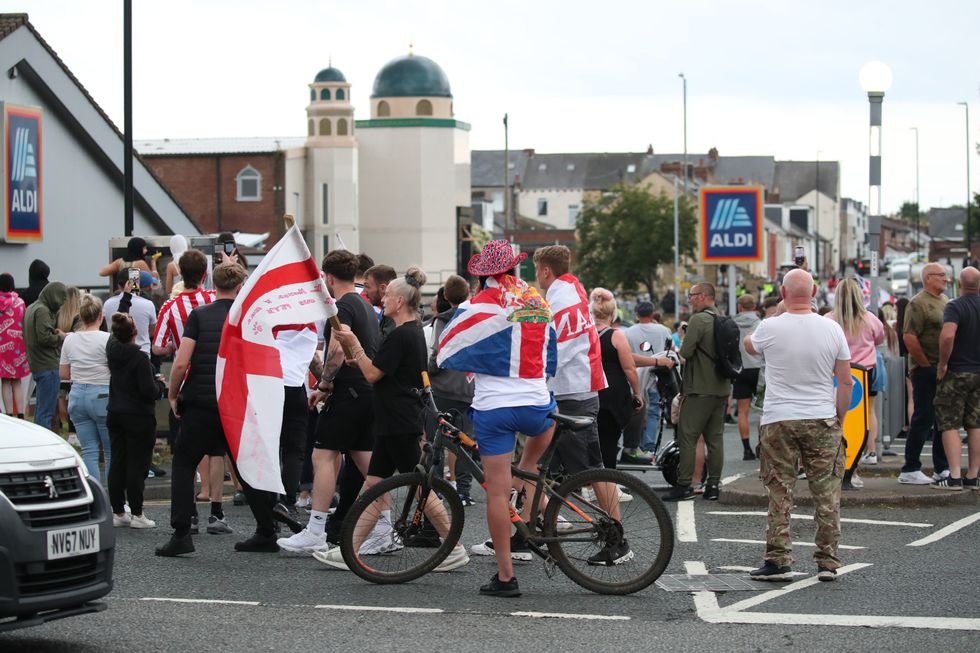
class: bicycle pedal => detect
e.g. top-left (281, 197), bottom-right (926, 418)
top-left (543, 557), bottom-right (558, 579)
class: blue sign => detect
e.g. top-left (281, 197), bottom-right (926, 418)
top-left (5, 104), bottom-right (42, 241)
top-left (699, 186), bottom-right (763, 263)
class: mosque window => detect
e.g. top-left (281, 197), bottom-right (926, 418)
top-left (378, 101), bottom-right (391, 117)
top-left (537, 198), bottom-right (548, 216)
top-left (319, 118), bottom-right (332, 136)
top-left (308, 120), bottom-right (314, 136)
top-left (416, 99), bottom-right (433, 116)
top-left (337, 118), bottom-right (348, 136)
top-left (336, 88), bottom-right (346, 101)
top-left (310, 89), bottom-right (316, 102)
top-left (322, 235), bottom-right (329, 256)
top-left (320, 88), bottom-right (331, 101)
top-left (236, 166), bottom-right (262, 202)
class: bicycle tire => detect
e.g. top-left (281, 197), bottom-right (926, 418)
top-left (340, 472), bottom-right (464, 584)
top-left (542, 468), bottom-right (674, 595)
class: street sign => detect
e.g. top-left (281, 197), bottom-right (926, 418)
top-left (2, 103), bottom-right (43, 242)
top-left (699, 186), bottom-right (763, 263)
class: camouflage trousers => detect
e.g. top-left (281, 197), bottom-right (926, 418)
top-left (759, 418), bottom-right (845, 570)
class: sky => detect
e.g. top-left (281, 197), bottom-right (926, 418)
top-left (7, 0), bottom-right (980, 215)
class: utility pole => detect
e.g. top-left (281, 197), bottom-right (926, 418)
top-left (123, 0), bottom-right (133, 237)
top-left (503, 113), bottom-right (510, 234)
top-left (910, 126), bottom-right (919, 253)
top-left (959, 102), bottom-right (972, 261)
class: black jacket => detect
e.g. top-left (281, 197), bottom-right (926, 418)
top-left (107, 337), bottom-right (163, 417)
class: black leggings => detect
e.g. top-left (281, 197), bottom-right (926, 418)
top-left (106, 412), bottom-right (156, 515)
top-left (597, 409), bottom-right (623, 470)
top-left (279, 386), bottom-right (309, 504)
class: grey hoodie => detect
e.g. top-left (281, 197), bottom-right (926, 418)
top-left (733, 310), bottom-right (764, 370)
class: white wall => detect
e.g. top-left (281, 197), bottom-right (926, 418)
top-left (517, 189), bottom-right (583, 229)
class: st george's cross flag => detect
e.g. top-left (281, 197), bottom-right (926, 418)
top-left (436, 274), bottom-right (557, 379)
top-left (216, 226), bottom-right (336, 493)
top-left (546, 274), bottom-right (606, 395)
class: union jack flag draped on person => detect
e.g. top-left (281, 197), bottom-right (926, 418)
top-left (216, 226), bottom-right (336, 493)
top-left (436, 274), bottom-right (557, 379)
top-left (854, 274), bottom-right (895, 308)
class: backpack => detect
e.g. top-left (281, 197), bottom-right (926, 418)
top-left (699, 313), bottom-right (743, 381)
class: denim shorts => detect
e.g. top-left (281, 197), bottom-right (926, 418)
top-left (470, 398), bottom-right (557, 457)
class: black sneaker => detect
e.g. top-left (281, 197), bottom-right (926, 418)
top-left (742, 449), bottom-right (756, 461)
top-left (817, 566), bottom-right (837, 582)
top-left (233, 490), bottom-right (246, 506)
top-left (587, 539), bottom-right (634, 566)
top-left (724, 414), bottom-right (735, 424)
top-left (470, 533), bottom-right (533, 561)
top-left (931, 476), bottom-right (964, 491)
top-left (155, 533), bottom-right (194, 557)
top-left (964, 476), bottom-right (980, 491)
top-left (234, 532), bottom-right (280, 553)
top-left (190, 515), bottom-right (199, 535)
top-left (479, 573), bottom-right (521, 597)
top-left (458, 493), bottom-right (475, 507)
top-left (702, 484), bottom-right (720, 501)
top-left (272, 502), bottom-right (304, 533)
top-left (749, 561), bottom-right (793, 581)
top-left (149, 464), bottom-right (167, 477)
top-left (663, 485), bottom-right (696, 502)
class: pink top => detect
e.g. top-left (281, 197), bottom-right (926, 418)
top-left (0, 290), bottom-right (30, 379)
top-left (826, 310), bottom-right (884, 368)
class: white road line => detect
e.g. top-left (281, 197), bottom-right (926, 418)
top-left (141, 597), bottom-right (261, 606)
top-left (702, 610), bottom-right (980, 630)
top-left (711, 538), bottom-right (865, 550)
top-left (316, 604), bottom-right (444, 614)
top-left (717, 565), bottom-right (807, 577)
top-left (720, 473), bottom-right (745, 486)
top-left (510, 611), bottom-right (630, 621)
top-left (706, 511), bottom-right (932, 528)
top-left (723, 563), bottom-right (871, 612)
top-left (676, 501), bottom-right (698, 542)
top-left (683, 561), bottom-right (722, 616)
top-left (907, 512), bottom-right (980, 547)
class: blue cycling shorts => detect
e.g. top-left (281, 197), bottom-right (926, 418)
top-left (470, 399), bottom-right (557, 457)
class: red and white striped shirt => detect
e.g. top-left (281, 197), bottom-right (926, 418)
top-left (152, 288), bottom-right (216, 351)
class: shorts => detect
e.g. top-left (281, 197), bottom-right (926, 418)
top-left (868, 365), bottom-right (879, 397)
top-left (470, 398), bottom-right (557, 457)
top-left (314, 385), bottom-right (375, 452)
top-left (732, 368), bottom-right (760, 400)
top-left (367, 434), bottom-right (422, 478)
top-left (178, 406), bottom-right (227, 456)
top-left (934, 370), bottom-right (980, 432)
top-left (551, 396), bottom-right (603, 474)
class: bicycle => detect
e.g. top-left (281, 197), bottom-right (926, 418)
top-left (338, 372), bottom-right (675, 595)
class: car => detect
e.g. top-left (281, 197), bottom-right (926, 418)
top-left (889, 264), bottom-right (911, 297)
top-left (0, 415), bottom-right (114, 632)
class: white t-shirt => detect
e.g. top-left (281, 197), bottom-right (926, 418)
top-left (275, 323), bottom-right (321, 388)
top-left (59, 331), bottom-right (111, 385)
top-left (472, 374), bottom-right (551, 411)
top-left (103, 293), bottom-right (157, 357)
top-left (750, 312), bottom-right (850, 425)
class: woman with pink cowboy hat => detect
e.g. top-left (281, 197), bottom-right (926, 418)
top-left (436, 239), bottom-right (557, 597)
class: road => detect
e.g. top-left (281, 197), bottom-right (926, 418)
top-left (4, 424), bottom-right (979, 652)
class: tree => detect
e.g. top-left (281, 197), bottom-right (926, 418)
top-left (899, 201), bottom-right (919, 222)
top-left (575, 182), bottom-right (697, 298)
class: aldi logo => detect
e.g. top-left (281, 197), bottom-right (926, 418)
top-left (3, 104), bottom-right (42, 242)
top-left (699, 186), bottom-right (763, 263)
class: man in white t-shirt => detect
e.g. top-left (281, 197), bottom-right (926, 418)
top-left (103, 269), bottom-right (156, 357)
top-left (744, 268), bottom-right (852, 583)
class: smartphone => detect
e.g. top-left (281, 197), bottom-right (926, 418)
top-left (794, 246), bottom-right (806, 267)
top-left (223, 241), bottom-right (236, 256)
top-left (128, 267), bottom-right (140, 290)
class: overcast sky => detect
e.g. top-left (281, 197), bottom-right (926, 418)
top-left (9, 0), bottom-right (980, 214)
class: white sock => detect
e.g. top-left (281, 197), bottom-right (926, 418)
top-left (308, 510), bottom-right (328, 536)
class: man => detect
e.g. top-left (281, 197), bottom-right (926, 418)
top-left (743, 268), bottom-right (851, 582)
top-left (733, 294), bottom-right (764, 460)
top-left (363, 264), bottom-right (397, 337)
top-left (23, 281), bottom-right (67, 432)
top-left (624, 301), bottom-right (674, 462)
top-left (932, 266), bottom-right (980, 490)
top-left (899, 262), bottom-right (950, 484)
top-left (104, 269), bottom-right (157, 357)
top-left (665, 283), bottom-right (731, 502)
top-left (156, 263), bottom-right (272, 556)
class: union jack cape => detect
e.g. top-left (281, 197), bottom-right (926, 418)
top-left (437, 274), bottom-right (557, 379)
top-left (547, 274), bottom-right (606, 395)
top-left (216, 226), bottom-right (337, 493)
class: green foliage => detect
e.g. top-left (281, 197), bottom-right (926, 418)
top-left (899, 201), bottom-right (919, 222)
top-left (575, 183), bottom-right (697, 297)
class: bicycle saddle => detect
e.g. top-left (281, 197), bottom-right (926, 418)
top-left (549, 412), bottom-right (594, 429)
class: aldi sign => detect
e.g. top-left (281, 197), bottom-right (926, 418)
top-left (699, 186), bottom-right (763, 263)
top-left (3, 104), bottom-right (42, 241)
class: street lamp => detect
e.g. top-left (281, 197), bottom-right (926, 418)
top-left (859, 61), bottom-right (892, 313)
top-left (909, 127), bottom-right (919, 255)
top-left (958, 102), bottom-right (972, 264)
top-left (676, 73), bottom-right (687, 312)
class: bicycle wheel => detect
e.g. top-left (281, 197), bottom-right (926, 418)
top-left (542, 468), bottom-right (674, 595)
top-left (340, 472), bottom-right (464, 584)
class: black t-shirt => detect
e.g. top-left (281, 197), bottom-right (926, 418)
top-left (372, 320), bottom-right (426, 437)
top-left (328, 292), bottom-right (380, 390)
top-left (944, 293), bottom-right (980, 373)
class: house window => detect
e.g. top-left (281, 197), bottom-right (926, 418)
top-left (336, 88), bottom-right (346, 101)
top-left (538, 163), bottom-right (547, 172)
top-left (537, 198), bottom-right (548, 216)
top-left (322, 184), bottom-right (329, 225)
top-left (568, 204), bottom-right (580, 226)
top-left (319, 118), bottom-right (332, 136)
top-left (627, 163), bottom-right (637, 173)
top-left (416, 99), bottom-right (433, 116)
top-left (378, 100), bottom-right (390, 117)
top-left (566, 163), bottom-right (575, 171)
top-left (320, 88), bottom-right (330, 101)
top-left (236, 166), bottom-right (261, 202)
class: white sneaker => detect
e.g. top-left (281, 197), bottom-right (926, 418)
top-left (850, 473), bottom-right (864, 489)
top-left (470, 539), bottom-right (496, 556)
top-left (932, 470), bottom-right (951, 482)
top-left (277, 528), bottom-right (328, 554)
top-left (618, 487), bottom-right (633, 503)
top-left (313, 546), bottom-right (349, 570)
top-left (129, 514), bottom-right (156, 529)
top-left (123, 502), bottom-right (132, 514)
top-left (294, 495), bottom-right (312, 509)
top-left (113, 513), bottom-right (131, 527)
top-left (468, 537), bottom-right (532, 561)
top-left (556, 515), bottom-right (574, 531)
top-left (862, 452), bottom-right (878, 465)
top-left (358, 514), bottom-right (404, 555)
top-left (581, 487), bottom-right (597, 502)
top-left (898, 470), bottom-right (934, 485)
top-left (434, 544), bottom-right (470, 572)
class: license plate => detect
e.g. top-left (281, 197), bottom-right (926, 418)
top-left (47, 525), bottom-right (100, 560)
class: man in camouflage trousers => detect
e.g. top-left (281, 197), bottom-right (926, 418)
top-left (744, 269), bottom-right (853, 582)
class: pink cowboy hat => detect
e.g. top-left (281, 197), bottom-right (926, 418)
top-left (467, 239), bottom-right (527, 276)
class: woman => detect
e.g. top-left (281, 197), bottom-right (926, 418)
top-left (165, 234), bottom-right (188, 296)
top-left (56, 287), bottom-right (83, 432)
top-left (59, 294), bottom-right (111, 482)
top-left (319, 267), bottom-right (467, 571)
top-left (106, 313), bottom-right (164, 529)
top-left (591, 288), bottom-right (644, 470)
top-left (99, 236), bottom-right (159, 282)
top-left (216, 232), bottom-right (248, 269)
top-left (826, 279), bottom-right (884, 471)
top-left (0, 273), bottom-right (29, 418)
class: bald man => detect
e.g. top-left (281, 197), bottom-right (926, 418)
top-left (743, 269), bottom-right (852, 581)
top-left (899, 262), bottom-right (951, 485)
top-left (932, 267), bottom-right (980, 490)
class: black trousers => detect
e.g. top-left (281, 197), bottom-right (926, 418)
top-left (597, 409), bottom-right (623, 470)
top-left (106, 411), bottom-right (156, 516)
top-left (433, 396), bottom-right (476, 496)
top-left (279, 386), bottom-right (309, 505)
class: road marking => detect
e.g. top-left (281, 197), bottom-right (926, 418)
top-left (676, 501), bottom-right (698, 542)
top-left (706, 511), bottom-right (932, 528)
top-left (316, 604), bottom-right (444, 614)
top-left (510, 611), bottom-right (630, 621)
top-left (720, 473), bottom-right (745, 486)
top-left (723, 563), bottom-right (871, 612)
top-left (141, 597), bottom-right (261, 606)
top-left (907, 512), bottom-right (980, 547)
top-left (711, 538), bottom-right (865, 550)
top-left (717, 565), bottom-right (807, 577)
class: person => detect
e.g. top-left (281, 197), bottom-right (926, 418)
top-left (59, 294), bottom-right (111, 483)
top-left (106, 312), bottom-right (164, 529)
top-left (23, 281), bottom-right (68, 433)
top-left (624, 301), bottom-right (675, 462)
top-left (215, 232), bottom-right (248, 269)
top-left (0, 273), bottom-right (29, 418)
top-left (660, 288), bottom-right (676, 315)
top-left (665, 283), bottom-right (732, 502)
top-left (157, 263), bottom-right (264, 557)
top-left (56, 286), bottom-right (83, 432)
top-left (895, 297), bottom-right (914, 441)
top-left (165, 234), bottom-right (189, 296)
top-left (99, 236), bottom-right (159, 283)
top-left (932, 266), bottom-right (980, 490)
top-left (744, 268), bottom-right (852, 582)
top-left (363, 264), bottom-right (397, 337)
top-left (826, 279), bottom-right (884, 473)
top-left (104, 269), bottom-right (157, 358)
top-left (16, 259), bottom-right (49, 307)
top-left (276, 250), bottom-right (380, 555)
top-left (733, 294), bottom-right (763, 460)
top-left (671, 321), bottom-right (687, 349)
top-left (899, 263), bottom-right (950, 485)
top-left (437, 239), bottom-right (557, 597)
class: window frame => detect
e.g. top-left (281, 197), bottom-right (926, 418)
top-left (235, 165), bottom-right (262, 202)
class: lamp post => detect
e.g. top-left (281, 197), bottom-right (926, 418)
top-left (909, 127), bottom-right (919, 255)
top-left (677, 73), bottom-right (687, 312)
top-left (859, 61), bottom-right (892, 313)
top-left (503, 113), bottom-right (510, 234)
top-left (958, 102), bottom-right (972, 263)
top-left (815, 150), bottom-right (821, 277)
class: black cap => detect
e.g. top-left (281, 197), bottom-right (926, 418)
top-left (635, 301), bottom-right (655, 317)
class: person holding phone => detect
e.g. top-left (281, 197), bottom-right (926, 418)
top-left (215, 232), bottom-right (248, 270)
top-left (103, 269), bottom-right (157, 358)
top-left (99, 236), bottom-right (159, 282)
